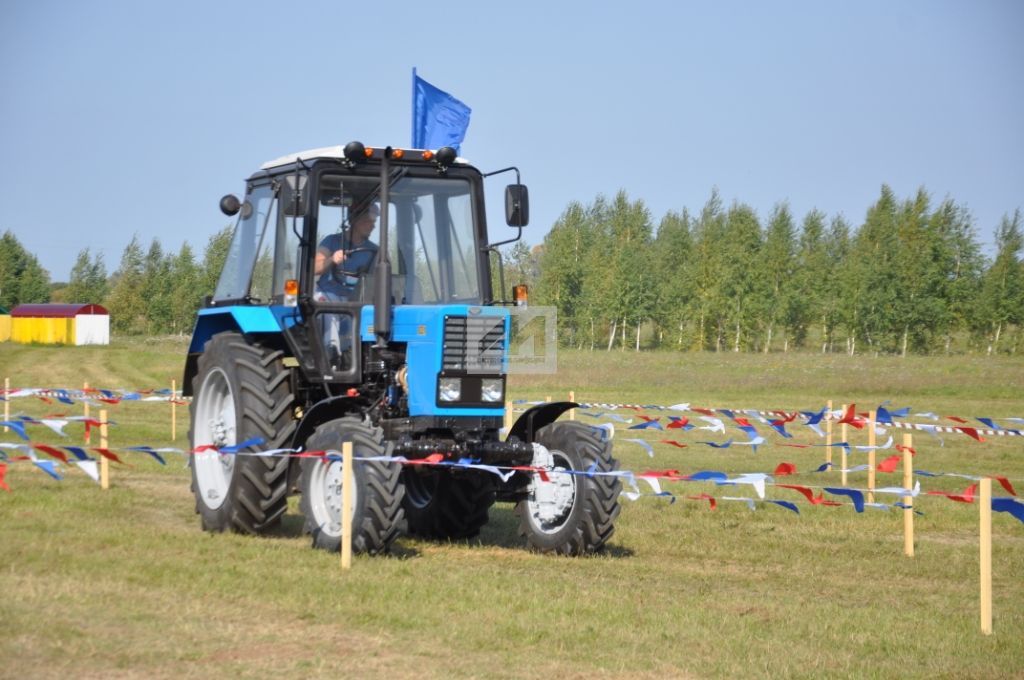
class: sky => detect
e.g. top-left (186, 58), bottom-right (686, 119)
top-left (1, 0), bottom-right (1022, 282)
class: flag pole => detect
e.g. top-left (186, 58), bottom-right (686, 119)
top-left (411, 67), bottom-right (417, 147)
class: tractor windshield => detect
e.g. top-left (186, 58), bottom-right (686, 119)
top-left (316, 173), bottom-right (481, 304)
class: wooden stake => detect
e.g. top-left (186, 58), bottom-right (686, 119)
top-left (840, 404), bottom-right (848, 487)
top-left (171, 378), bottom-right (177, 442)
top-left (504, 400), bottom-right (514, 433)
top-left (3, 377), bottom-right (9, 433)
top-left (902, 433), bottom-right (914, 557)
top-left (83, 381), bottom-right (91, 445)
top-left (867, 410), bottom-right (876, 504)
top-left (100, 408), bottom-right (110, 490)
top-left (545, 395), bottom-right (552, 403)
top-left (568, 391), bottom-right (575, 420)
top-left (980, 477), bottom-right (993, 635)
top-left (825, 400), bottom-right (833, 466)
top-left (340, 441), bottom-right (353, 570)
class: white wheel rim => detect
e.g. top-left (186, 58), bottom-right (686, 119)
top-left (193, 367), bottom-right (236, 511)
top-left (526, 445), bottom-right (577, 535)
top-left (309, 455), bottom-right (358, 538)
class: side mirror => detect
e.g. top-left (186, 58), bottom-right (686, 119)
top-left (220, 194), bottom-right (241, 216)
top-left (505, 184), bottom-right (529, 227)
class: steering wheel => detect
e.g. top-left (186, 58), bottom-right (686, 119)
top-left (334, 246), bottom-right (377, 278)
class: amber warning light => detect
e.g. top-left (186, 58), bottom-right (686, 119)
top-left (513, 284), bottom-right (528, 308)
top-left (284, 279), bottom-right (299, 306)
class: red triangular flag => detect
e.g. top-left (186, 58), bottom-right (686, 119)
top-left (33, 444), bottom-right (69, 464)
top-left (773, 462), bottom-right (797, 477)
top-left (876, 455), bottom-right (900, 473)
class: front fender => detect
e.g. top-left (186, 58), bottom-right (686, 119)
top-left (506, 401), bottom-right (577, 444)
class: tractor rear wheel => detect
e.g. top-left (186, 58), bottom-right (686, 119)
top-left (189, 332), bottom-right (296, 534)
top-left (299, 417), bottom-right (404, 554)
top-left (401, 469), bottom-right (495, 540)
top-left (515, 421), bottom-right (621, 555)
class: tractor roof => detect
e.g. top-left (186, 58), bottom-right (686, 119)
top-left (260, 145), bottom-right (468, 170)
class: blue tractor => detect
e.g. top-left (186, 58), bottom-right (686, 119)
top-left (183, 142), bottom-right (621, 555)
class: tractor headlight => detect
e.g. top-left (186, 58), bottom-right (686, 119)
top-left (480, 378), bottom-right (504, 403)
top-left (438, 377), bottom-right (462, 402)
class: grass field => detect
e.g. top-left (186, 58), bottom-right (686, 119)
top-left (1, 339), bottom-right (1022, 678)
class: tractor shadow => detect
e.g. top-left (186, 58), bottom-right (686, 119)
top-left (268, 504), bottom-right (633, 559)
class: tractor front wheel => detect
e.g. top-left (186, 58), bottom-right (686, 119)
top-left (299, 417), bottom-right (404, 554)
top-left (515, 421), bottom-right (621, 555)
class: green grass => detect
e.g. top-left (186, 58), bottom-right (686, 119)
top-left (1, 339), bottom-right (1022, 678)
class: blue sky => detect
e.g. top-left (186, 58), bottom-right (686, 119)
top-left (2, 1), bottom-right (1021, 281)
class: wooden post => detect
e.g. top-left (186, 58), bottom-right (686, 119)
top-left (171, 378), bottom-right (177, 442)
top-left (840, 404), bottom-right (848, 487)
top-left (902, 433), bottom-right (914, 557)
top-left (504, 400), bottom-right (514, 433)
top-left (100, 408), bottom-right (110, 490)
top-left (340, 441), bottom-right (353, 570)
top-left (83, 381), bottom-right (91, 444)
top-left (545, 395), bottom-right (552, 403)
top-left (980, 477), bottom-right (993, 635)
top-left (3, 377), bottom-right (9, 433)
top-left (568, 391), bottom-right (575, 420)
top-left (825, 399), bottom-right (833, 466)
top-left (867, 410), bottom-right (876, 504)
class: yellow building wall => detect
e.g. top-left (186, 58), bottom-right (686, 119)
top-left (0, 315), bottom-right (10, 342)
top-left (10, 317), bottom-right (74, 344)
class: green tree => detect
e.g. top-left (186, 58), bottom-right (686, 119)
top-left (604, 191), bottom-right (655, 351)
top-left (0, 231), bottom-right (50, 307)
top-left (929, 199), bottom-right (983, 353)
top-left (891, 188), bottom-right (945, 356)
top-left (535, 201), bottom-right (597, 346)
top-left (789, 209), bottom-right (829, 349)
top-left (169, 243), bottom-right (202, 334)
top-left (842, 186), bottom-right (900, 354)
top-left (759, 203), bottom-right (797, 351)
top-left (719, 201), bottom-right (763, 351)
top-left (140, 239), bottom-right (173, 333)
top-left (200, 226), bottom-right (234, 298)
top-left (106, 235), bottom-right (147, 334)
top-left (687, 190), bottom-right (727, 350)
top-left (976, 210), bottom-right (1023, 355)
top-left (65, 248), bottom-right (109, 304)
top-left (651, 209), bottom-right (694, 349)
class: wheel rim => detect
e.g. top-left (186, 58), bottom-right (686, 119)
top-left (525, 448), bottom-right (577, 535)
top-left (192, 367), bottom-right (236, 511)
top-left (308, 456), bottom-right (359, 538)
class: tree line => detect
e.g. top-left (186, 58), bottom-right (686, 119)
top-left (516, 186), bottom-right (1022, 355)
top-left (2, 183), bottom-right (1022, 355)
top-left (0, 227), bottom-right (232, 336)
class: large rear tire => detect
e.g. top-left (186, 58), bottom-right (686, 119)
top-left (299, 417), bottom-right (404, 554)
top-left (401, 468), bottom-right (495, 540)
top-left (189, 332), bottom-right (296, 534)
top-left (515, 421), bottom-right (621, 555)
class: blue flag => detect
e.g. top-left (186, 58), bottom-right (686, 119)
top-left (412, 68), bottom-right (471, 152)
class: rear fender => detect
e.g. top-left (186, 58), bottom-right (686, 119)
top-left (182, 306), bottom-right (295, 396)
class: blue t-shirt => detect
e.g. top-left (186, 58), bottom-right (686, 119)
top-left (317, 232), bottom-right (378, 299)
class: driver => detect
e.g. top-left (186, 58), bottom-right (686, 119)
top-left (314, 200), bottom-right (379, 369)
top-left (314, 200), bottom-right (380, 301)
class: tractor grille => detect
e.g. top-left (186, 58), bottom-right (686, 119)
top-left (442, 315), bottom-right (506, 373)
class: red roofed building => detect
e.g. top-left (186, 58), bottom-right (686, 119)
top-left (10, 303), bottom-right (110, 345)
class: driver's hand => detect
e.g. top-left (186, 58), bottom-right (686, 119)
top-left (331, 249), bottom-right (346, 266)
